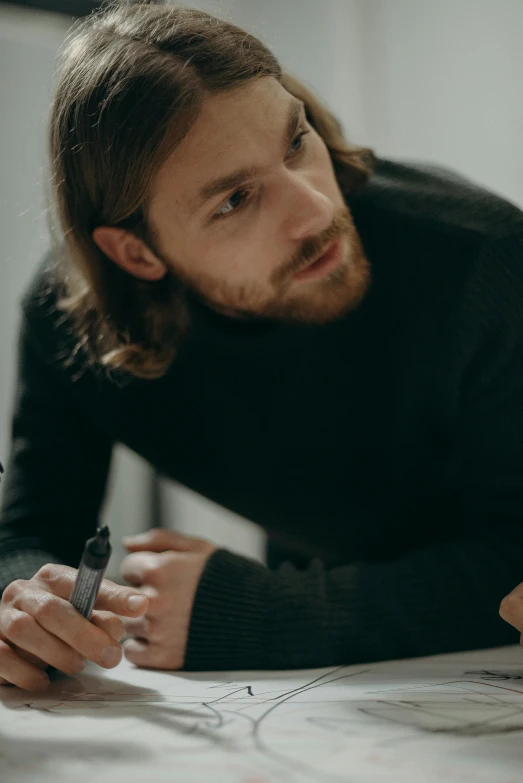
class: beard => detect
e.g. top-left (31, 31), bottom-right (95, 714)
top-left (163, 206), bottom-right (370, 325)
top-left (262, 216), bottom-right (370, 324)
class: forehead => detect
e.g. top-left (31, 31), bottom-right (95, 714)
top-left (149, 77), bottom-right (294, 214)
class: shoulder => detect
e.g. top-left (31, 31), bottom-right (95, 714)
top-left (351, 157), bottom-right (523, 244)
top-left (21, 251), bottom-right (63, 324)
top-left (351, 157), bottom-right (523, 306)
top-left (19, 252), bottom-right (87, 379)
top-left (350, 159), bottom-right (523, 362)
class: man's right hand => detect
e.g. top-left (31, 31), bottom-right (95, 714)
top-left (0, 563), bottom-right (149, 691)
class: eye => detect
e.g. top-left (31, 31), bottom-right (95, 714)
top-left (212, 128), bottom-right (310, 221)
top-left (214, 188), bottom-right (250, 219)
top-left (288, 128), bottom-right (310, 157)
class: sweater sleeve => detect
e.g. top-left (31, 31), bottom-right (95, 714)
top-left (183, 231), bottom-right (523, 671)
top-left (0, 313), bottom-right (113, 595)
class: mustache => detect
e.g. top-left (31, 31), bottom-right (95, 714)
top-left (271, 208), bottom-right (353, 287)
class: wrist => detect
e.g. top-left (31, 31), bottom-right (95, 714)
top-left (183, 548), bottom-right (273, 671)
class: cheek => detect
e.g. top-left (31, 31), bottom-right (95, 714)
top-left (199, 228), bottom-right (278, 284)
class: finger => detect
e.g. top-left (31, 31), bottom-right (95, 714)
top-left (499, 587), bottom-right (523, 631)
top-left (94, 579), bottom-right (149, 617)
top-left (12, 592), bottom-right (122, 670)
top-left (118, 584), bottom-right (165, 618)
top-left (123, 615), bottom-right (163, 643)
top-left (122, 528), bottom-right (199, 553)
top-left (122, 638), bottom-right (174, 670)
top-left (16, 564), bottom-right (78, 601)
top-left (90, 611), bottom-right (125, 642)
top-left (26, 565), bottom-right (149, 618)
top-left (1, 608), bottom-right (86, 676)
top-left (120, 552), bottom-right (165, 587)
top-left (0, 640), bottom-right (50, 691)
top-left (10, 646), bottom-right (47, 670)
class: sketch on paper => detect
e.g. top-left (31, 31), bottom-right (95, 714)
top-left (2, 647), bottom-right (523, 783)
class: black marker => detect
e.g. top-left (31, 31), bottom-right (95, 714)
top-left (0, 465), bottom-right (110, 614)
top-left (47, 526), bottom-right (112, 676)
top-left (70, 525), bottom-right (112, 618)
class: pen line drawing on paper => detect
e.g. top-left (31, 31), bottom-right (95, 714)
top-left (3, 650), bottom-right (523, 783)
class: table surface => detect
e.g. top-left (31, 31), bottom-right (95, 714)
top-left (2, 644), bottom-right (523, 783)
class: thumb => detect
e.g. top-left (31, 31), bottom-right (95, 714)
top-left (122, 528), bottom-right (194, 553)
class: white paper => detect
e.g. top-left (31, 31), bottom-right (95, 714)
top-left (2, 644), bottom-right (523, 783)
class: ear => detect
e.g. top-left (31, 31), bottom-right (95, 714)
top-left (92, 226), bottom-right (167, 282)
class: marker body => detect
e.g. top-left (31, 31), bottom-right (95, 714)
top-left (69, 526), bottom-right (111, 619)
top-left (46, 526), bottom-right (111, 675)
top-left (70, 564), bottom-right (106, 618)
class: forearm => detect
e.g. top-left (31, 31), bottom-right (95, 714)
top-left (184, 529), bottom-right (521, 671)
top-left (0, 313), bottom-right (113, 574)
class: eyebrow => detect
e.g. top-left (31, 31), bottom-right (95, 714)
top-left (195, 98), bottom-right (305, 210)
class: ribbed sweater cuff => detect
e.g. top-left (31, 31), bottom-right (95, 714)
top-left (0, 549), bottom-right (60, 595)
top-left (183, 549), bottom-right (273, 671)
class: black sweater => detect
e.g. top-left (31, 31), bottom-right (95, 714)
top-left (2, 159), bottom-right (523, 670)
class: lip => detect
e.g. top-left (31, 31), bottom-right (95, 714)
top-left (293, 236), bottom-right (345, 282)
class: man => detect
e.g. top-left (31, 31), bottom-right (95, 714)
top-left (1, 1), bottom-right (523, 692)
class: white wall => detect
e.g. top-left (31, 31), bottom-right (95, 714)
top-left (359, 0), bottom-right (523, 208)
top-left (0, 3), bottom-right (69, 460)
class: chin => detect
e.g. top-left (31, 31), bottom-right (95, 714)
top-left (268, 253), bottom-right (371, 325)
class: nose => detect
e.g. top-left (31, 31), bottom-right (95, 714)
top-left (281, 172), bottom-right (334, 241)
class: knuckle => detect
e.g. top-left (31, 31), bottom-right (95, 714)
top-left (142, 565), bottom-right (160, 584)
top-left (74, 622), bottom-right (95, 653)
top-left (162, 551), bottom-right (178, 568)
top-left (5, 612), bottom-right (31, 640)
top-left (144, 593), bottom-right (166, 617)
top-left (106, 616), bottom-right (125, 640)
top-left (499, 594), bottom-right (516, 619)
top-left (36, 563), bottom-right (59, 582)
top-left (32, 594), bottom-right (57, 623)
top-left (2, 579), bottom-right (26, 604)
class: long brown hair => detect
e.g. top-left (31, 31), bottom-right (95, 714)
top-left (48, 0), bottom-right (375, 380)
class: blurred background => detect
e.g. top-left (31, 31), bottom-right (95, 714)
top-left (1, 0), bottom-right (522, 579)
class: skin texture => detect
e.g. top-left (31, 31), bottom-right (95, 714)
top-left (93, 76), bottom-right (370, 324)
top-left (0, 566), bottom-right (149, 690)
top-left (120, 529), bottom-right (217, 670)
top-left (499, 584), bottom-right (523, 645)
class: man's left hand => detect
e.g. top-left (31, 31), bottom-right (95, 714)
top-left (120, 528), bottom-right (217, 670)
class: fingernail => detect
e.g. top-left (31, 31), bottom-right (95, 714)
top-left (100, 645), bottom-right (122, 667)
top-left (127, 594), bottom-right (148, 612)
